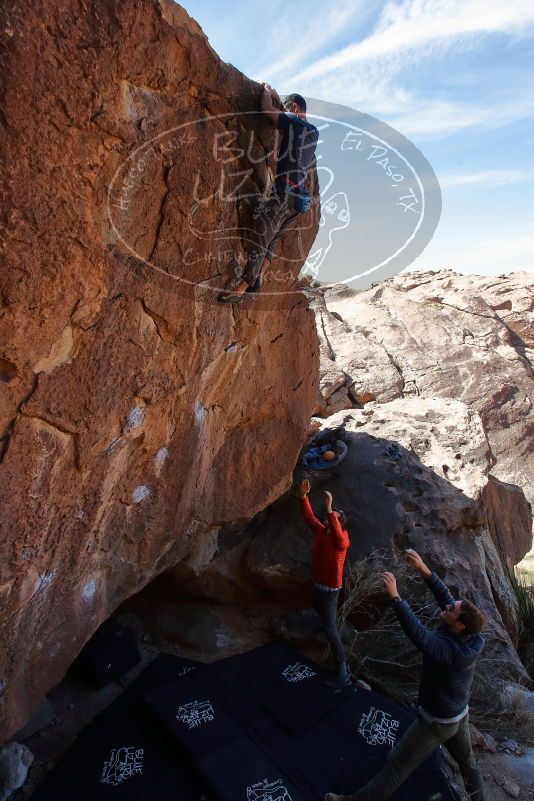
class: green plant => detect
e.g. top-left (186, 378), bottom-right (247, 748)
top-left (510, 569), bottom-right (534, 678)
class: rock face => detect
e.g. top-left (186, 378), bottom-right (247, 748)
top-left (0, 742), bottom-right (33, 801)
top-left (0, 0), bottom-right (320, 741)
top-left (311, 271), bottom-right (534, 565)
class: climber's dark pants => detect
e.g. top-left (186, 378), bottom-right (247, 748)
top-left (242, 188), bottom-right (300, 287)
top-left (353, 713), bottom-right (485, 801)
top-left (313, 586), bottom-right (346, 666)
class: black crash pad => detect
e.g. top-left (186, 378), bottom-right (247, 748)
top-left (251, 719), bottom-right (359, 799)
top-left (75, 619), bottom-right (141, 688)
top-left (145, 674), bottom-right (243, 758)
top-left (259, 673), bottom-right (352, 734)
top-left (94, 652), bottom-right (202, 733)
top-left (324, 685), bottom-right (441, 763)
top-left (192, 641), bottom-right (323, 727)
top-left (334, 754), bottom-right (460, 801)
top-left (30, 643), bottom-right (460, 801)
top-left (198, 736), bottom-right (307, 801)
top-left (29, 722), bottom-right (208, 801)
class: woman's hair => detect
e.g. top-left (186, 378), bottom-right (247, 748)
top-left (333, 508), bottom-right (347, 527)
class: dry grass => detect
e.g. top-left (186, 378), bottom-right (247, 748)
top-left (336, 550), bottom-right (438, 703)
top-left (471, 648), bottom-right (534, 744)
top-left (334, 552), bottom-right (534, 745)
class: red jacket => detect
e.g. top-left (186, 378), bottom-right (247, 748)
top-left (299, 497), bottom-right (350, 588)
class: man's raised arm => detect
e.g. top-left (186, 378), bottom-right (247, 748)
top-left (298, 479), bottom-right (322, 531)
top-left (324, 491), bottom-right (349, 550)
top-left (382, 572), bottom-right (454, 664)
top-left (404, 549), bottom-right (455, 610)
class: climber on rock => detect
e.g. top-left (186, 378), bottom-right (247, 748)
top-left (298, 479), bottom-right (351, 691)
top-left (325, 549), bottom-right (486, 801)
top-left (217, 84), bottom-right (319, 303)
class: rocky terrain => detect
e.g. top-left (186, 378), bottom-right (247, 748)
top-left (312, 271), bottom-right (534, 571)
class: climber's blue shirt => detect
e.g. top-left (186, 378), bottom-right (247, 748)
top-left (275, 111), bottom-right (319, 194)
top-left (391, 572), bottom-right (485, 720)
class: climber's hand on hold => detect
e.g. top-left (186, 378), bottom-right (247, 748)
top-left (404, 549), bottom-right (431, 577)
top-left (299, 479), bottom-right (311, 498)
top-left (261, 83), bottom-right (282, 107)
top-left (381, 572), bottom-right (399, 600)
top-left (324, 491), bottom-right (333, 512)
top-left (260, 84), bottom-right (281, 121)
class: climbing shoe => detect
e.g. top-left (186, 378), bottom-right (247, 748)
top-left (217, 291), bottom-right (246, 304)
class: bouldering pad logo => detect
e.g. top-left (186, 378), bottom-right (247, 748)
top-left (176, 665), bottom-right (196, 676)
top-left (247, 778), bottom-right (293, 801)
top-left (281, 663), bottom-right (316, 682)
top-left (107, 95), bottom-right (441, 301)
top-left (101, 746), bottom-right (144, 786)
top-left (358, 706), bottom-right (399, 747)
top-left (176, 699), bottom-right (215, 728)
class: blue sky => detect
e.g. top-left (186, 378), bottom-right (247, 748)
top-left (183, 0), bottom-right (534, 276)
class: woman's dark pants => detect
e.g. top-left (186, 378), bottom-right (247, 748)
top-left (313, 586), bottom-right (346, 666)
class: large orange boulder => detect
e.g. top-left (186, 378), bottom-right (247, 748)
top-left (0, 0), bottom-right (319, 741)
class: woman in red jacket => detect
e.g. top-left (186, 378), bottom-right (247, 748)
top-left (298, 479), bottom-right (351, 690)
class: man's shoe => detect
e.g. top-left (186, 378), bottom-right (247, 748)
top-left (324, 662), bottom-right (352, 691)
top-left (246, 276), bottom-right (262, 294)
top-left (217, 291), bottom-right (246, 304)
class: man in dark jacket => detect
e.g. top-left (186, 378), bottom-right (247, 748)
top-left (325, 549), bottom-right (486, 801)
top-left (217, 84), bottom-right (319, 303)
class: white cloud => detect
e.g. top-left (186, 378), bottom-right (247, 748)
top-left (272, 0), bottom-right (534, 139)
top-left (461, 232), bottom-right (534, 267)
top-left (250, 1), bottom-right (370, 86)
top-left (291, 0), bottom-right (534, 83)
top-left (410, 218), bottom-right (534, 274)
top-left (439, 167), bottom-right (534, 189)
top-left (383, 90), bottom-right (534, 137)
